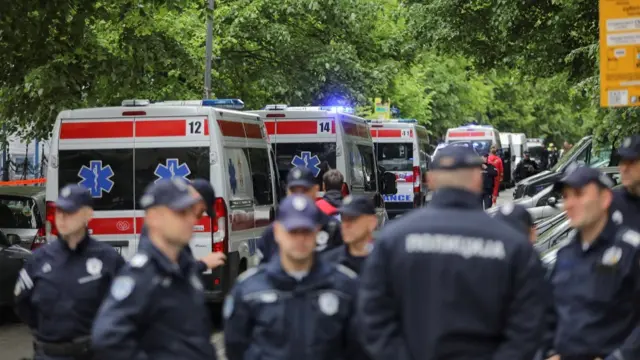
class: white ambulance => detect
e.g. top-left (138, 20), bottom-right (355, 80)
top-left (445, 124), bottom-right (503, 154)
top-left (369, 119), bottom-right (431, 218)
top-left (251, 105), bottom-right (397, 225)
top-left (45, 99), bottom-right (278, 302)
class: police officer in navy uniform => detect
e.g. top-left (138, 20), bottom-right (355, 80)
top-left (91, 179), bottom-right (218, 360)
top-left (321, 195), bottom-right (377, 274)
top-left (611, 135), bottom-right (640, 231)
top-left (257, 166), bottom-right (343, 264)
top-left (224, 194), bottom-right (361, 360)
top-left (543, 166), bottom-right (640, 360)
top-left (494, 203), bottom-right (537, 244)
top-left (14, 184), bottom-right (125, 360)
top-left (358, 145), bottom-right (547, 360)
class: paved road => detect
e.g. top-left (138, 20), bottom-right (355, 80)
top-left (0, 188), bottom-right (515, 360)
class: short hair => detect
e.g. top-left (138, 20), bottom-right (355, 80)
top-left (322, 169), bottom-right (344, 191)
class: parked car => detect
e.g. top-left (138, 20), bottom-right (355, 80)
top-left (0, 230), bottom-right (32, 310)
top-left (0, 186), bottom-right (47, 250)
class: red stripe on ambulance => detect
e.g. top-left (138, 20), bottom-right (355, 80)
top-left (371, 129), bottom-right (402, 138)
top-left (60, 121), bottom-right (134, 139)
top-left (448, 131), bottom-right (485, 137)
top-left (263, 120), bottom-right (335, 135)
top-left (243, 123), bottom-right (263, 139)
top-left (218, 120), bottom-right (246, 137)
top-left (136, 119), bottom-right (194, 137)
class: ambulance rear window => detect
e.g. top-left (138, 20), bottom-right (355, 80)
top-left (273, 143), bottom-right (337, 186)
top-left (375, 143), bottom-right (414, 171)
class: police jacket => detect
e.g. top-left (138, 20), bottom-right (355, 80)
top-left (481, 162), bottom-right (498, 195)
top-left (91, 236), bottom-right (217, 360)
top-left (14, 234), bottom-right (124, 343)
top-left (514, 159), bottom-right (538, 181)
top-left (543, 222), bottom-right (640, 360)
top-left (358, 188), bottom-right (547, 360)
top-left (611, 186), bottom-right (640, 231)
top-left (224, 256), bottom-right (363, 360)
top-left (139, 226), bottom-right (207, 273)
top-left (257, 213), bottom-right (343, 264)
top-left (321, 244), bottom-right (367, 274)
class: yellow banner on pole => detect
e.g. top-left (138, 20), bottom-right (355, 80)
top-left (374, 98), bottom-right (390, 120)
top-left (599, 0), bottom-right (640, 107)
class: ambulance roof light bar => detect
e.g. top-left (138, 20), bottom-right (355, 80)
top-left (122, 99), bottom-right (150, 107)
top-left (202, 99), bottom-right (245, 110)
top-left (264, 104), bottom-right (288, 110)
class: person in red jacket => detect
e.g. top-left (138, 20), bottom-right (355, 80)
top-left (488, 145), bottom-right (503, 204)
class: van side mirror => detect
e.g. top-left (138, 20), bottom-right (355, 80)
top-left (547, 197), bottom-right (557, 207)
top-left (381, 172), bottom-right (397, 195)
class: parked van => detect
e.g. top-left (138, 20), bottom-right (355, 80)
top-left (45, 99), bottom-right (278, 302)
top-left (445, 125), bottom-right (502, 155)
top-left (368, 119), bottom-right (430, 218)
top-left (252, 105), bottom-right (397, 225)
top-left (510, 133), bottom-right (527, 183)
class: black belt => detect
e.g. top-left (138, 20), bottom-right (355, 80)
top-left (33, 336), bottom-right (92, 358)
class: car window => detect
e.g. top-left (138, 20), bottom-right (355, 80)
top-left (551, 136), bottom-right (590, 172)
top-left (273, 143), bottom-right (337, 187)
top-left (375, 143), bottom-right (413, 172)
top-left (245, 148), bottom-right (274, 206)
top-left (0, 196), bottom-right (39, 229)
top-left (58, 149), bottom-right (134, 211)
top-left (356, 144), bottom-right (377, 192)
top-left (224, 148), bottom-right (254, 205)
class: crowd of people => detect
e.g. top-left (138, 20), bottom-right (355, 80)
top-left (11, 134), bottom-right (640, 360)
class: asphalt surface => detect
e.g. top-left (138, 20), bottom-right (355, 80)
top-left (0, 188), bottom-right (514, 360)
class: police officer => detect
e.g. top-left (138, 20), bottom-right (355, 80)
top-left (321, 195), bottom-right (377, 273)
top-left (358, 145), bottom-right (547, 360)
top-left (611, 135), bottom-right (640, 231)
top-left (257, 166), bottom-right (343, 263)
top-left (543, 166), bottom-right (640, 360)
top-left (494, 203), bottom-right (536, 243)
top-left (91, 179), bottom-right (218, 360)
top-left (224, 194), bottom-right (361, 360)
top-left (14, 184), bottom-right (124, 360)
top-left (514, 151), bottom-right (539, 182)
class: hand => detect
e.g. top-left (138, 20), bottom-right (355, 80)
top-left (199, 252), bottom-right (226, 270)
top-left (492, 195), bottom-right (497, 204)
top-left (545, 355), bottom-right (560, 360)
top-left (482, 164), bottom-right (487, 169)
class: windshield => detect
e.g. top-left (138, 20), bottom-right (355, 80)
top-left (0, 196), bottom-right (39, 229)
top-left (273, 142), bottom-right (337, 187)
top-left (527, 145), bottom-right (545, 159)
top-left (447, 140), bottom-right (492, 155)
top-left (375, 143), bottom-right (413, 171)
top-left (550, 136), bottom-right (590, 172)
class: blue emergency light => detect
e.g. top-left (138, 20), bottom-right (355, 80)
top-left (202, 99), bottom-right (245, 110)
top-left (396, 118), bottom-right (417, 123)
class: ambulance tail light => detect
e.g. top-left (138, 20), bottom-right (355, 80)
top-left (341, 183), bottom-right (350, 197)
top-left (45, 201), bottom-right (58, 238)
top-left (212, 197), bottom-right (228, 253)
top-left (413, 166), bottom-right (421, 207)
top-left (32, 226), bottom-right (47, 250)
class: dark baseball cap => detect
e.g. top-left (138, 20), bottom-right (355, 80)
top-left (191, 178), bottom-right (215, 216)
top-left (286, 166), bottom-right (316, 189)
top-left (139, 178), bottom-right (202, 211)
top-left (617, 135), bottom-right (640, 160)
top-left (493, 203), bottom-right (533, 235)
top-left (553, 165), bottom-right (614, 192)
top-left (276, 194), bottom-right (321, 231)
top-left (56, 184), bottom-right (93, 213)
top-left (338, 195), bottom-right (376, 217)
top-left (431, 145), bottom-right (484, 171)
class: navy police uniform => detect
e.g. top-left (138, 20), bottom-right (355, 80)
top-left (257, 167), bottom-right (343, 264)
top-left (321, 195), bottom-right (376, 274)
top-left (493, 203), bottom-right (534, 236)
top-left (14, 184), bottom-right (125, 360)
top-left (544, 167), bottom-right (640, 360)
top-left (224, 195), bottom-right (361, 360)
top-left (91, 179), bottom-right (217, 360)
top-left (611, 135), bottom-right (640, 231)
top-left (358, 146), bottom-right (547, 360)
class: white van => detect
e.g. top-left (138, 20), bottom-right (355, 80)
top-left (498, 132), bottom-right (514, 187)
top-left (510, 133), bottom-right (527, 182)
top-left (368, 119), bottom-right (430, 218)
top-left (45, 99), bottom-right (278, 302)
top-left (445, 125), bottom-right (503, 155)
top-left (252, 105), bottom-right (396, 225)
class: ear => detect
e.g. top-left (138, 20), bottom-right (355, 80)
top-left (602, 189), bottom-right (613, 210)
top-left (273, 222), bottom-right (283, 246)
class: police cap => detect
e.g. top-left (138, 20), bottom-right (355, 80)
top-left (277, 194), bottom-right (321, 231)
top-left (287, 166), bottom-right (316, 189)
top-left (338, 195), bottom-right (376, 217)
top-left (617, 135), bottom-right (640, 160)
top-left (553, 165), bottom-right (613, 192)
top-left (139, 179), bottom-right (202, 211)
top-left (56, 184), bottom-right (93, 212)
top-left (493, 203), bottom-right (534, 235)
top-left (431, 145), bottom-right (484, 170)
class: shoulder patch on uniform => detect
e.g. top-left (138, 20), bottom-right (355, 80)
top-left (621, 229), bottom-right (640, 247)
top-left (335, 264), bottom-right (357, 279)
top-left (129, 253), bottom-right (149, 268)
top-left (110, 276), bottom-right (135, 301)
top-left (223, 294), bottom-right (234, 319)
top-left (236, 267), bottom-right (260, 283)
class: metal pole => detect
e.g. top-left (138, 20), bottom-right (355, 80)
top-left (204, 0), bottom-right (215, 99)
top-left (2, 125), bottom-right (7, 181)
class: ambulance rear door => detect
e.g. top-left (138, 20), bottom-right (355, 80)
top-left (445, 128), bottom-right (494, 155)
top-left (132, 106), bottom-right (212, 262)
top-left (370, 124), bottom-right (414, 206)
top-left (51, 108), bottom-right (138, 258)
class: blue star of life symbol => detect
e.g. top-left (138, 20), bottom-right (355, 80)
top-left (154, 159), bottom-right (191, 182)
top-left (228, 158), bottom-right (237, 194)
top-left (78, 160), bottom-right (115, 198)
top-left (291, 151), bottom-right (321, 177)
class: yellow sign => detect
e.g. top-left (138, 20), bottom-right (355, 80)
top-left (599, 0), bottom-right (640, 107)
top-left (374, 97), bottom-right (390, 120)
